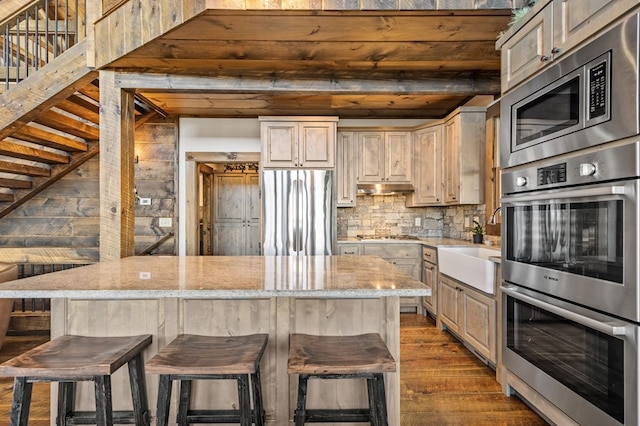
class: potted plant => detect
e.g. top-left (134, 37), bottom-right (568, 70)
top-left (472, 220), bottom-right (484, 244)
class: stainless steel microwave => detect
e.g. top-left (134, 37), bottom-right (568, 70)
top-left (500, 12), bottom-right (640, 168)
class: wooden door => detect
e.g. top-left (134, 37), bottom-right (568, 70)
top-left (245, 174), bottom-right (261, 255)
top-left (212, 172), bottom-right (260, 255)
top-left (200, 169), bottom-right (213, 255)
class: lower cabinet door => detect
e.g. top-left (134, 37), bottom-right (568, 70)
top-left (438, 275), bottom-right (460, 333)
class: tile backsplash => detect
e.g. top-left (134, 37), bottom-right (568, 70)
top-left (337, 194), bottom-right (498, 244)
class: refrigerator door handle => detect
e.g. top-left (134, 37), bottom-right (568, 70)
top-left (292, 177), bottom-right (301, 252)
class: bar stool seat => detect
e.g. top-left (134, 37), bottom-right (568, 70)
top-left (0, 334), bottom-right (153, 426)
top-left (287, 333), bottom-right (396, 426)
top-left (146, 333), bottom-right (268, 426)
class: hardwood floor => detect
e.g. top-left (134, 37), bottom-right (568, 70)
top-left (0, 315), bottom-right (547, 425)
top-left (400, 314), bottom-right (547, 426)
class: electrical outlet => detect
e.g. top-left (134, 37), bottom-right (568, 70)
top-left (464, 215), bottom-right (471, 229)
top-left (139, 198), bottom-right (151, 206)
top-left (414, 217), bottom-right (421, 227)
top-left (159, 218), bottom-right (172, 227)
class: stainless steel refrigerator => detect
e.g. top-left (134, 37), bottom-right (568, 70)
top-left (262, 169), bottom-right (336, 255)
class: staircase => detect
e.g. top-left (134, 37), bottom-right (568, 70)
top-left (0, 0), bottom-right (100, 218)
top-left (0, 0), bottom-right (156, 220)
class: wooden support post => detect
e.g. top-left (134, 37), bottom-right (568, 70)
top-left (99, 71), bottom-right (136, 260)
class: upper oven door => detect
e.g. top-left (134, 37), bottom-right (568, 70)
top-left (502, 178), bottom-right (639, 322)
top-left (500, 12), bottom-right (639, 168)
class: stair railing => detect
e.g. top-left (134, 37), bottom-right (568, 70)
top-left (0, 0), bottom-right (87, 90)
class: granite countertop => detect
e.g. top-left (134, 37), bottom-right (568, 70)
top-left (0, 255), bottom-right (430, 299)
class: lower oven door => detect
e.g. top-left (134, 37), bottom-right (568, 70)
top-left (502, 285), bottom-right (638, 426)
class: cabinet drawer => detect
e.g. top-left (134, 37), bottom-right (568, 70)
top-left (363, 243), bottom-right (420, 258)
top-left (422, 246), bottom-right (437, 264)
top-left (338, 244), bottom-right (361, 256)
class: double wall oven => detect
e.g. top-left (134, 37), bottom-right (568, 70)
top-left (500, 11), bottom-right (640, 426)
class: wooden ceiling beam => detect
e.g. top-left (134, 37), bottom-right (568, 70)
top-left (127, 39), bottom-right (500, 62)
top-left (0, 139), bottom-right (69, 164)
top-left (118, 72), bottom-right (500, 96)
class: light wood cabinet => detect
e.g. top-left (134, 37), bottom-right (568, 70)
top-left (438, 274), bottom-right (496, 364)
top-left (442, 108), bottom-right (485, 205)
top-left (406, 125), bottom-right (442, 207)
top-left (260, 117), bottom-right (338, 168)
top-left (362, 243), bottom-right (421, 313)
top-left (212, 173), bottom-right (260, 255)
top-left (338, 242), bottom-right (421, 312)
top-left (421, 246), bottom-right (437, 316)
top-left (358, 131), bottom-right (412, 183)
top-left (336, 131), bottom-right (357, 207)
top-left (500, 0), bottom-right (637, 93)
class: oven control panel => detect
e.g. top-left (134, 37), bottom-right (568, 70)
top-left (502, 141), bottom-right (639, 194)
top-left (537, 163), bottom-right (567, 186)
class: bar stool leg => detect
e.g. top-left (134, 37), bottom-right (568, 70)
top-left (294, 375), bottom-right (309, 426)
top-left (373, 374), bottom-right (388, 426)
top-left (251, 367), bottom-right (265, 426)
top-left (9, 377), bottom-right (32, 426)
top-left (156, 375), bottom-right (172, 426)
top-left (366, 377), bottom-right (380, 426)
top-left (127, 353), bottom-right (150, 426)
top-left (57, 381), bottom-right (75, 426)
top-left (94, 375), bottom-right (114, 426)
top-left (177, 379), bottom-right (192, 426)
top-left (236, 375), bottom-right (251, 426)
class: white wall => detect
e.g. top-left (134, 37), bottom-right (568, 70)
top-left (177, 117), bottom-right (433, 254)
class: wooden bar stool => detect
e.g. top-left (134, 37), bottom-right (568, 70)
top-left (145, 333), bottom-right (268, 426)
top-left (287, 333), bottom-right (396, 426)
top-left (0, 334), bottom-right (153, 426)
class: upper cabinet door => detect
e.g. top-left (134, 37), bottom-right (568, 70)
top-left (406, 125), bottom-right (442, 206)
top-left (261, 118), bottom-right (337, 169)
top-left (358, 132), bottom-right (386, 182)
top-left (357, 131), bottom-right (412, 183)
top-left (336, 131), bottom-right (357, 207)
top-left (298, 122), bottom-right (336, 168)
top-left (500, 5), bottom-right (552, 93)
top-left (261, 122), bottom-right (298, 167)
top-left (385, 131), bottom-right (412, 183)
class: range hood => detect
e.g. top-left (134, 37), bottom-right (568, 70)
top-left (357, 183), bottom-right (415, 195)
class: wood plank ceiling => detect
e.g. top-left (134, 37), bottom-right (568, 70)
top-left (104, 10), bottom-right (512, 119)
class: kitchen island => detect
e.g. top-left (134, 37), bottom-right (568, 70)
top-left (0, 255), bottom-right (428, 426)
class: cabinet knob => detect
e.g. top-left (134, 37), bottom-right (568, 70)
top-left (551, 47), bottom-right (561, 55)
top-left (540, 55), bottom-right (550, 62)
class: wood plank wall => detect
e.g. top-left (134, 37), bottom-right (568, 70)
top-left (0, 117), bottom-right (178, 264)
top-left (133, 117), bottom-right (178, 256)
